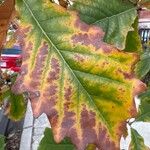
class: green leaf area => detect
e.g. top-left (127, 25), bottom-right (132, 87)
top-left (38, 128), bottom-right (96, 150)
top-left (136, 89), bottom-right (150, 122)
top-left (72, 0), bottom-right (137, 50)
top-left (1, 90), bottom-right (26, 121)
top-left (130, 128), bottom-right (149, 150)
top-left (136, 48), bottom-right (150, 79)
top-left (38, 128), bottom-right (75, 150)
top-left (0, 135), bottom-right (5, 150)
top-left (124, 17), bottom-right (142, 53)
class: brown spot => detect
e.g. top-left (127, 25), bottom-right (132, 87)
top-left (129, 100), bottom-right (137, 118)
top-left (49, 111), bottom-right (59, 128)
top-left (117, 121), bottom-right (127, 138)
top-left (118, 88), bottom-right (125, 93)
top-left (117, 69), bottom-right (134, 79)
top-left (102, 61), bottom-right (109, 67)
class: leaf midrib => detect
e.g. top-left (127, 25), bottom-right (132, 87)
top-left (22, 1), bottom-right (112, 132)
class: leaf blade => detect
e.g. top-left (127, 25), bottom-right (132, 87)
top-left (130, 128), bottom-right (149, 150)
top-left (136, 89), bottom-right (150, 122)
top-left (12, 1), bottom-right (146, 149)
top-left (135, 48), bottom-right (150, 79)
top-left (71, 0), bottom-right (137, 49)
top-left (0, 135), bottom-right (5, 150)
top-left (38, 128), bottom-right (75, 150)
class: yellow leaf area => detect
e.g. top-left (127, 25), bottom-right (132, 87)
top-left (12, 0), bottom-right (146, 149)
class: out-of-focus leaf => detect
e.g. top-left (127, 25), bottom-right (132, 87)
top-left (71, 0), bottom-right (137, 50)
top-left (13, 1), bottom-right (146, 149)
top-left (86, 144), bottom-right (96, 150)
top-left (129, 128), bottom-right (149, 150)
top-left (124, 17), bottom-right (142, 53)
top-left (38, 128), bottom-right (75, 150)
top-left (129, 0), bottom-right (138, 4)
top-left (0, 0), bottom-right (15, 49)
top-left (1, 88), bottom-right (26, 121)
top-left (136, 89), bottom-right (150, 122)
top-left (135, 48), bottom-right (150, 79)
top-left (58, 0), bottom-right (68, 8)
top-left (0, 134), bottom-right (5, 150)
top-left (7, 91), bottom-right (26, 121)
top-left (139, 0), bottom-right (150, 9)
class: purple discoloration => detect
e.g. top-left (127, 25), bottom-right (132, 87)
top-left (64, 86), bottom-right (72, 101)
top-left (17, 27), bottom-right (31, 50)
top-left (75, 18), bottom-right (90, 32)
top-left (29, 80), bottom-right (40, 89)
top-left (97, 127), bottom-right (118, 150)
top-left (79, 106), bottom-right (97, 149)
top-left (47, 58), bottom-right (60, 82)
top-left (23, 41), bottom-right (33, 61)
top-left (60, 85), bottom-right (76, 141)
top-left (30, 42), bottom-right (49, 83)
top-left (49, 111), bottom-right (59, 128)
top-left (72, 32), bottom-right (111, 52)
top-left (12, 27), bottom-right (31, 94)
top-left (48, 85), bottom-right (58, 96)
top-left (12, 64), bottom-right (29, 94)
top-left (73, 18), bottom-right (112, 53)
top-left (79, 106), bottom-right (118, 150)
